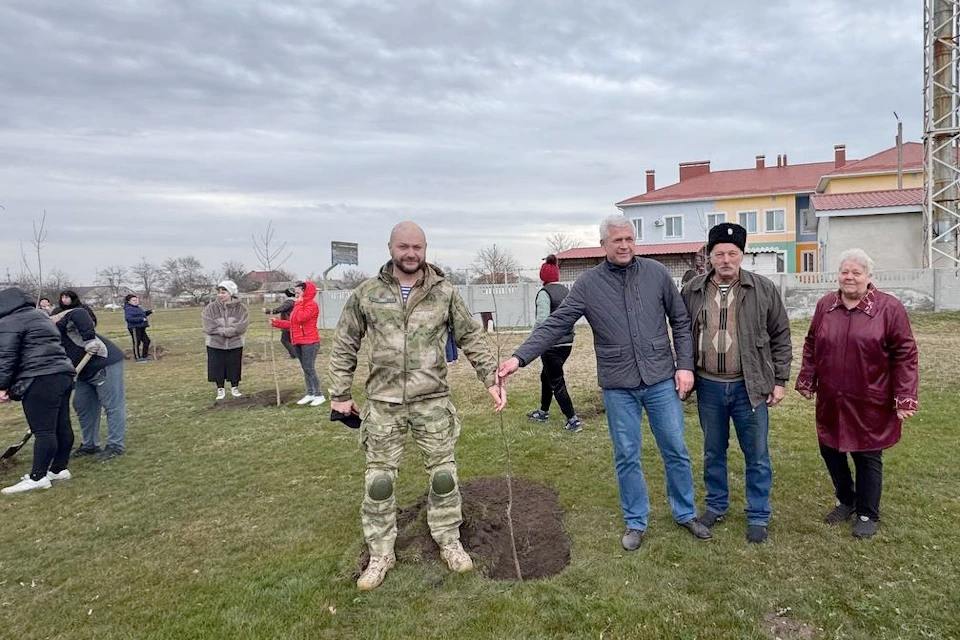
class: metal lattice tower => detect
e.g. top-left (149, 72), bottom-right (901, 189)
top-left (924, 0), bottom-right (960, 267)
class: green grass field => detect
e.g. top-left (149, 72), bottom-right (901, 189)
top-left (1, 307), bottom-right (958, 640)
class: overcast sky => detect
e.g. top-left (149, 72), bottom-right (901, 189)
top-left (1, 0), bottom-right (921, 284)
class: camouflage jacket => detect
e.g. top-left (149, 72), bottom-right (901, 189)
top-left (328, 261), bottom-right (497, 404)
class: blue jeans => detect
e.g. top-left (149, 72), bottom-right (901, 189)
top-left (603, 380), bottom-right (697, 531)
top-left (73, 361), bottom-right (127, 451)
top-left (695, 377), bottom-right (771, 526)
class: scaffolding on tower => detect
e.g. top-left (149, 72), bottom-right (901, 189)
top-left (924, 0), bottom-right (960, 266)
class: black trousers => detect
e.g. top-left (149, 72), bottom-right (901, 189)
top-left (819, 443), bottom-right (883, 521)
top-left (539, 345), bottom-right (576, 419)
top-left (206, 347), bottom-right (242, 388)
top-left (129, 327), bottom-right (151, 359)
top-left (21, 373), bottom-right (75, 481)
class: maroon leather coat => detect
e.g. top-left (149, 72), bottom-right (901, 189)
top-left (795, 286), bottom-right (918, 452)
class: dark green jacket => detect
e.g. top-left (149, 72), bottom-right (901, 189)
top-left (681, 269), bottom-right (792, 408)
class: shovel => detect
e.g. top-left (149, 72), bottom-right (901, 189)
top-left (0, 352), bottom-right (93, 461)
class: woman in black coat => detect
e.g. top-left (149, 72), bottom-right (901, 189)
top-left (0, 288), bottom-right (77, 495)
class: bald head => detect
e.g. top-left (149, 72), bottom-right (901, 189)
top-left (389, 221), bottom-right (426, 246)
top-left (388, 220), bottom-right (427, 276)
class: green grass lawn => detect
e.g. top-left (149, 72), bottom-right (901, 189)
top-left (1, 307), bottom-right (958, 640)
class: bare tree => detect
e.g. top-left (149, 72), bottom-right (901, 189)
top-left (97, 265), bottom-right (128, 302)
top-left (252, 221), bottom-right (292, 273)
top-left (221, 260), bottom-right (261, 292)
top-left (130, 258), bottom-right (163, 301)
top-left (339, 269), bottom-right (369, 289)
top-left (18, 210), bottom-right (48, 304)
top-left (472, 244), bottom-right (520, 284)
top-left (163, 256), bottom-right (213, 304)
top-left (545, 232), bottom-right (582, 255)
top-left (44, 269), bottom-right (73, 297)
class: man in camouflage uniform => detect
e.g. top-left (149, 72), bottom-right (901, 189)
top-left (329, 221), bottom-right (506, 591)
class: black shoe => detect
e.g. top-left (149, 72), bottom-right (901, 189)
top-left (699, 510), bottom-right (725, 528)
top-left (527, 409), bottom-right (550, 423)
top-left (746, 525), bottom-right (768, 544)
top-left (852, 516), bottom-right (878, 538)
top-left (679, 519), bottom-right (712, 540)
top-left (96, 446), bottom-right (124, 462)
top-left (73, 445), bottom-right (101, 458)
top-left (824, 503), bottom-right (856, 525)
top-left (563, 416), bottom-right (584, 433)
top-left (621, 528), bottom-right (644, 551)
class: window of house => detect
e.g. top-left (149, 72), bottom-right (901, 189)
top-left (705, 212), bottom-right (726, 230)
top-left (801, 250), bottom-right (816, 272)
top-left (664, 215), bottom-right (683, 238)
top-left (738, 211), bottom-right (758, 233)
top-left (799, 208), bottom-right (817, 234)
top-left (631, 218), bottom-right (643, 241)
top-left (765, 209), bottom-right (786, 233)
top-left (776, 253), bottom-right (785, 273)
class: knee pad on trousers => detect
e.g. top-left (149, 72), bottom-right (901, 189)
top-left (367, 474), bottom-right (393, 501)
top-left (430, 470), bottom-right (456, 496)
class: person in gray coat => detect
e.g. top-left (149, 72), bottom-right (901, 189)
top-left (201, 280), bottom-right (249, 401)
top-left (498, 215), bottom-right (711, 550)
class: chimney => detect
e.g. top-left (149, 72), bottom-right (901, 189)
top-left (645, 169), bottom-right (656, 193)
top-left (782, 154), bottom-right (788, 166)
top-left (755, 155), bottom-right (765, 169)
top-left (678, 160), bottom-right (710, 182)
top-left (776, 154), bottom-right (782, 168)
top-left (834, 144), bottom-right (846, 169)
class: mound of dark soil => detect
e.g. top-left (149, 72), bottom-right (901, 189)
top-left (209, 388), bottom-right (301, 409)
top-left (357, 475), bottom-right (570, 581)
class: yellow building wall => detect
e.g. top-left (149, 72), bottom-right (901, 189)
top-left (823, 172), bottom-right (922, 194)
top-left (712, 193), bottom-right (796, 243)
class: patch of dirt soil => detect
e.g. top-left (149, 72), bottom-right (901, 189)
top-left (208, 388), bottom-right (302, 409)
top-left (357, 475), bottom-right (570, 581)
top-left (763, 611), bottom-right (818, 640)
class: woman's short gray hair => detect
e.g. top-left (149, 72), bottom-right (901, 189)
top-left (599, 214), bottom-right (634, 242)
top-left (837, 248), bottom-right (874, 275)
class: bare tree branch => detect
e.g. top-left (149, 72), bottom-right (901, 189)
top-left (545, 232), bottom-right (582, 255)
top-left (130, 258), bottom-right (163, 302)
top-left (252, 220), bottom-right (292, 272)
top-left (472, 244), bottom-right (520, 284)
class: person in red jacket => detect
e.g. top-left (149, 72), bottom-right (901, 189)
top-left (271, 281), bottom-right (326, 406)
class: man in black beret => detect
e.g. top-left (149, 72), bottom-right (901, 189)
top-left (681, 223), bottom-right (792, 544)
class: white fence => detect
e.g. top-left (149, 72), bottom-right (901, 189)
top-left (317, 268), bottom-right (960, 328)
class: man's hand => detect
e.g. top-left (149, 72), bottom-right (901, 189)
top-left (766, 385), bottom-right (786, 407)
top-left (331, 399), bottom-right (359, 415)
top-left (0, 390), bottom-right (9, 403)
top-left (896, 408), bottom-right (916, 421)
top-left (798, 389), bottom-right (815, 400)
top-left (497, 357), bottom-right (520, 384)
top-left (83, 341), bottom-right (100, 354)
top-left (675, 369), bottom-right (694, 399)
top-left (488, 385), bottom-right (507, 412)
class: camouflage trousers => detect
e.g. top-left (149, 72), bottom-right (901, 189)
top-left (359, 396), bottom-right (463, 556)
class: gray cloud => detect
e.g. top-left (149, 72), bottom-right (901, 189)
top-left (1, 0), bottom-right (922, 282)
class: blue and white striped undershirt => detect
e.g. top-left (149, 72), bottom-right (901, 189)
top-left (400, 285), bottom-right (412, 303)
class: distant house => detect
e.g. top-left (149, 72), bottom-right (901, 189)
top-left (244, 270), bottom-right (289, 286)
top-left (812, 143), bottom-right (924, 271)
top-left (68, 285), bottom-right (137, 307)
top-left (615, 146), bottom-right (850, 273)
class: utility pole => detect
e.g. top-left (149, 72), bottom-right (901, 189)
top-left (924, 0), bottom-right (960, 267)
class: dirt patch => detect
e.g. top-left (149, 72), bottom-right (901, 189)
top-left (123, 345), bottom-right (168, 360)
top-left (357, 475), bottom-right (570, 581)
top-left (762, 611), bottom-right (819, 640)
top-left (208, 388), bottom-right (302, 409)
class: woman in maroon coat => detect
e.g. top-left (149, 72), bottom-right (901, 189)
top-left (795, 249), bottom-right (918, 538)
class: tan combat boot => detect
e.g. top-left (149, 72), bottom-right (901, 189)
top-left (357, 553), bottom-right (396, 591)
top-left (439, 541), bottom-right (474, 573)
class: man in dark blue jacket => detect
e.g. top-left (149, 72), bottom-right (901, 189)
top-left (124, 294), bottom-right (153, 362)
top-left (499, 215), bottom-right (710, 550)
